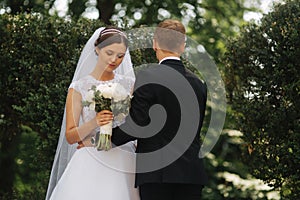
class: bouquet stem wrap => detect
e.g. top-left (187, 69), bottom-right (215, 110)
top-left (96, 121), bottom-right (113, 151)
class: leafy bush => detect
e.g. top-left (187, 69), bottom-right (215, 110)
top-left (0, 12), bottom-right (104, 198)
top-left (224, 0), bottom-right (300, 198)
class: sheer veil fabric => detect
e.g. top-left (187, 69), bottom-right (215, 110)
top-left (45, 27), bottom-right (135, 200)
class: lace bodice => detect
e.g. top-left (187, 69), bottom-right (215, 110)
top-left (69, 74), bottom-right (134, 135)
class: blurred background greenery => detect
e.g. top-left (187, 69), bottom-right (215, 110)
top-left (0, 0), bottom-right (299, 199)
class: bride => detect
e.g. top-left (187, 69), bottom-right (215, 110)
top-left (45, 27), bottom-right (140, 200)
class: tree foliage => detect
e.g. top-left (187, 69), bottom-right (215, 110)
top-left (0, 11), bottom-right (278, 199)
top-left (0, 0), bottom-right (285, 199)
top-left (0, 0), bottom-right (256, 63)
top-left (224, 0), bottom-right (300, 198)
top-left (0, 13), bottom-right (104, 198)
top-left (0, 0), bottom-right (54, 14)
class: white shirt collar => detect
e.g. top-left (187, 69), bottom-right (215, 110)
top-left (159, 56), bottom-right (180, 64)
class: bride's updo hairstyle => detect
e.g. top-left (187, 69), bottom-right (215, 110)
top-left (94, 27), bottom-right (128, 49)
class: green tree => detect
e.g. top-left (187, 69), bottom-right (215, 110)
top-left (0, 0), bottom-right (54, 14)
top-left (84, 0), bottom-right (255, 63)
top-left (0, 13), bottom-right (104, 198)
top-left (0, 0), bottom-right (256, 61)
top-left (224, 0), bottom-right (300, 198)
top-left (0, 0), bottom-right (276, 199)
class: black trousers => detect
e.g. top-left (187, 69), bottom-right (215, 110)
top-left (139, 183), bottom-right (204, 200)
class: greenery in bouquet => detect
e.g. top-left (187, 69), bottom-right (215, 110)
top-left (82, 85), bottom-right (112, 112)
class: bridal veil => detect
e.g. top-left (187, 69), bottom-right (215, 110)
top-left (45, 27), bottom-right (135, 200)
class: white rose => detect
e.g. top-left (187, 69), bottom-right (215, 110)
top-left (95, 84), bottom-right (106, 92)
top-left (85, 89), bottom-right (96, 110)
top-left (89, 102), bottom-right (95, 111)
top-left (85, 89), bottom-right (94, 102)
top-left (96, 84), bottom-right (113, 99)
top-left (110, 83), bottom-right (129, 101)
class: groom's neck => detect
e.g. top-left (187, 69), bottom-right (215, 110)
top-left (156, 50), bottom-right (180, 63)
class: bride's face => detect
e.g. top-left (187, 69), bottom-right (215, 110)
top-left (96, 43), bottom-right (127, 72)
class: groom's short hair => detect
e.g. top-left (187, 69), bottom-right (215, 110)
top-left (154, 19), bottom-right (186, 53)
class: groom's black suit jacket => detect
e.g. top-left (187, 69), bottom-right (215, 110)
top-left (112, 59), bottom-right (208, 187)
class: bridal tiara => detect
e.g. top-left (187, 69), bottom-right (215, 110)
top-left (100, 28), bottom-right (127, 38)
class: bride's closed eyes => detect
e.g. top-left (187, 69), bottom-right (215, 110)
top-left (117, 53), bottom-right (125, 59)
top-left (106, 50), bottom-right (125, 59)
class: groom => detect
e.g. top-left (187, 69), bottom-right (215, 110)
top-left (104, 19), bottom-right (208, 200)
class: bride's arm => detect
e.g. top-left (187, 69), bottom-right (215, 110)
top-left (65, 88), bottom-right (98, 144)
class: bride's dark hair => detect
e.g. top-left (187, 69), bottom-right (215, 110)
top-left (94, 26), bottom-right (128, 49)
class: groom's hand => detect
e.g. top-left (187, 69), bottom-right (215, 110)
top-left (77, 137), bottom-right (93, 149)
top-left (77, 141), bottom-right (84, 149)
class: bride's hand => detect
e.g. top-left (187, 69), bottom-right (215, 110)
top-left (96, 110), bottom-right (113, 126)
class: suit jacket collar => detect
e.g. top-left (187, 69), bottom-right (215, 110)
top-left (159, 56), bottom-right (180, 64)
top-left (160, 59), bottom-right (185, 74)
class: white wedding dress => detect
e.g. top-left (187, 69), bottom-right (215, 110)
top-left (49, 74), bottom-right (140, 200)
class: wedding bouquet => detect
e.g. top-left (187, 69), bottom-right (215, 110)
top-left (82, 83), bottom-right (132, 151)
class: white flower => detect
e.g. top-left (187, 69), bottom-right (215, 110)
top-left (96, 83), bottom-right (129, 101)
top-left (85, 89), bottom-right (94, 102)
top-left (85, 89), bottom-right (95, 110)
top-left (96, 84), bottom-right (113, 99)
top-left (110, 83), bottom-right (129, 101)
top-left (89, 102), bottom-right (95, 111)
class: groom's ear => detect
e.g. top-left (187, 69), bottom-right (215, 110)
top-left (178, 42), bottom-right (185, 54)
top-left (152, 39), bottom-right (158, 51)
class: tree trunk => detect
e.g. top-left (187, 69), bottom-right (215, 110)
top-left (97, 0), bottom-right (115, 25)
top-left (7, 0), bottom-right (23, 14)
top-left (0, 135), bottom-right (19, 196)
